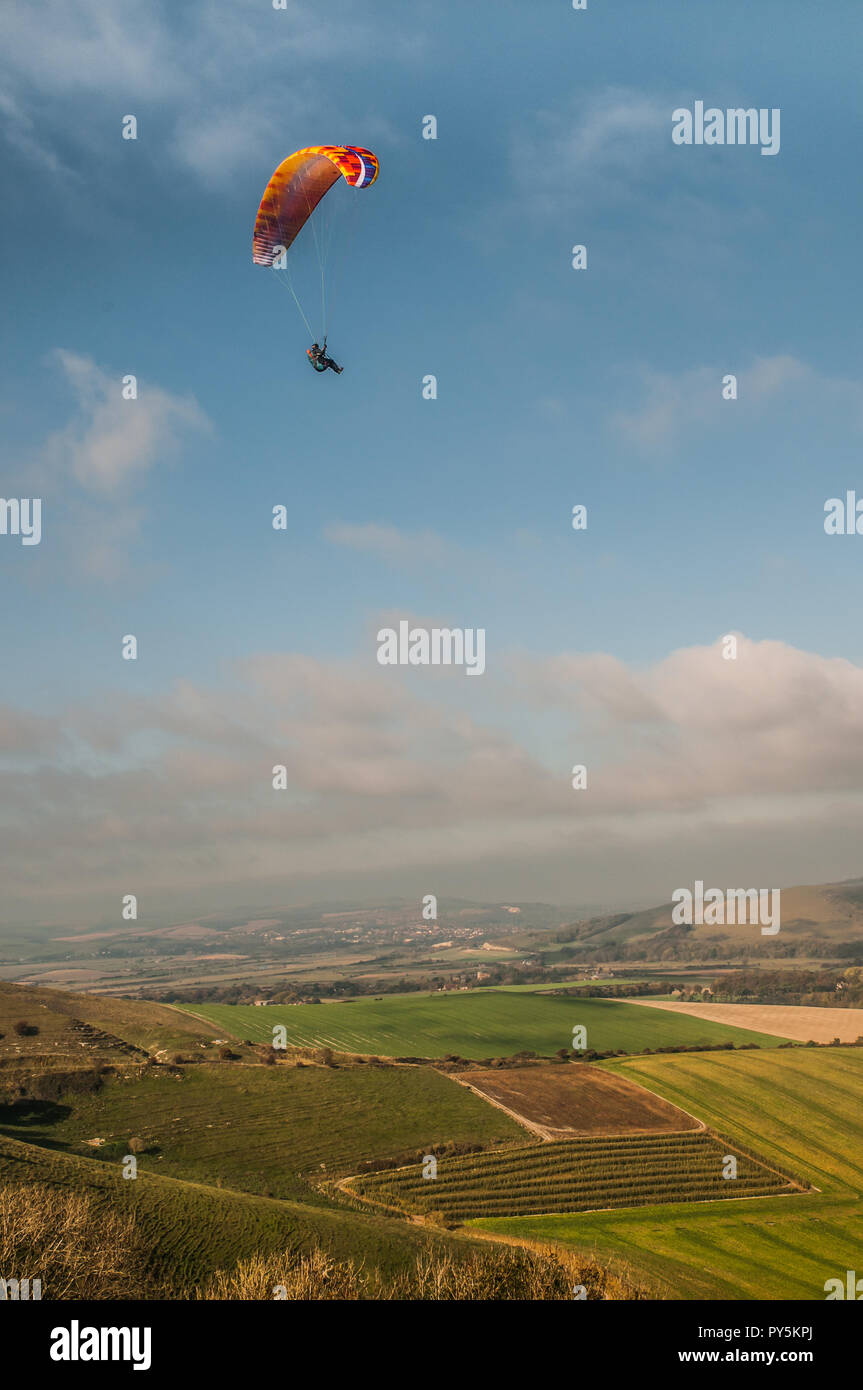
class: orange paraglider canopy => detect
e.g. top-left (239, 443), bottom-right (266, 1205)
top-left (253, 145), bottom-right (378, 266)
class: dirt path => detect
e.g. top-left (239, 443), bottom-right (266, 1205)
top-left (333, 1174), bottom-right (426, 1222)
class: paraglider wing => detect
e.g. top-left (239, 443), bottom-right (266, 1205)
top-left (253, 145), bottom-right (379, 266)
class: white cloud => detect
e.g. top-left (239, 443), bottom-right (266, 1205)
top-left (508, 87), bottom-right (669, 221)
top-left (0, 0), bottom-right (426, 184)
top-left (610, 355), bottom-right (863, 451)
top-left (516, 634), bottom-right (863, 807)
top-left (172, 103), bottom-right (290, 185)
top-left (0, 89), bottom-right (76, 176)
top-left (324, 521), bottom-right (456, 568)
top-left (5, 632), bottom-right (863, 919)
top-left (45, 350), bottom-right (210, 495)
top-left (15, 351), bottom-right (211, 579)
top-left (0, 0), bottom-right (179, 97)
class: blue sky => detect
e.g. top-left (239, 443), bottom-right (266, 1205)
top-left (2, 0), bottom-right (863, 926)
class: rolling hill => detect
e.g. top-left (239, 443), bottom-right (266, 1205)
top-left (0, 1062), bottom-right (524, 1203)
top-left (0, 1129), bottom-right (452, 1289)
top-left (0, 979), bottom-right (226, 1063)
top-left (558, 875), bottom-right (863, 953)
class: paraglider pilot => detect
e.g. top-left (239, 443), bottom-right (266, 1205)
top-left (307, 343), bottom-right (343, 374)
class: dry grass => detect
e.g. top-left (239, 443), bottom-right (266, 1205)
top-left (198, 1247), bottom-right (364, 1300)
top-left (0, 1184), bottom-right (148, 1299)
top-left (195, 1240), bottom-right (644, 1301)
top-left (0, 1182), bottom-right (642, 1302)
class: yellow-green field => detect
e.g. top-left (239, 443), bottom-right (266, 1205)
top-left (472, 1049), bottom-right (863, 1299)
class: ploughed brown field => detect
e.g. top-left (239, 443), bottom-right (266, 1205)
top-left (457, 1064), bottom-right (701, 1140)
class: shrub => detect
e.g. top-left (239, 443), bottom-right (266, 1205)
top-left (13, 1021), bottom-right (37, 1037)
top-left (219, 1046), bottom-right (238, 1061)
top-left (423, 1210), bottom-right (455, 1229)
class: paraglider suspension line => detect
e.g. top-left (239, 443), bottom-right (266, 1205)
top-left (301, 180), bottom-right (327, 341)
top-left (284, 269), bottom-right (315, 341)
top-left (273, 211), bottom-right (316, 342)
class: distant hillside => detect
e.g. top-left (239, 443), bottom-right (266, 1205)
top-left (555, 877), bottom-right (863, 957)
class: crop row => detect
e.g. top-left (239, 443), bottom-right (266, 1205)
top-left (365, 1173), bottom-right (786, 1213)
top-left (351, 1132), bottom-right (793, 1219)
top-left (417, 1184), bottom-right (788, 1218)
top-left (393, 1137), bottom-right (710, 1170)
top-left (364, 1170), bottom-right (785, 1205)
top-left (361, 1138), bottom-right (733, 1188)
top-left (367, 1167), bottom-right (780, 1203)
top-left (370, 1154), bottom-right (766, 1192)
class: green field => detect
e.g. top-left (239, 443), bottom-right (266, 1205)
top-left (0, 1063), bottom-right (523, 1203)
top-left (473, 1049), bottom-right (863, 1299)
top-left (351, 1131), bottom-right (793, 1220)
top-left (178, 992), bottom-right (786, 1060)
top-left (5, 977), bottom-right (858, 1301)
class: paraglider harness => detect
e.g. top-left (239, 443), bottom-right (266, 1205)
top-left (307, 341), bottom-right (342, 374)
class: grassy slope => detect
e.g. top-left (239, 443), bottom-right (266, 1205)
top-left (471, 1050), bottom-right (863, 1299)
top-left (180, 993), bottom-right (786, 1059)
top-left (0, 980), bottom-right (224, 1057)
top-left (0, 1131), bottom-right (445, 1290)
top-left (0, 1063), bottom-right (523, 1202)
